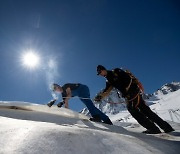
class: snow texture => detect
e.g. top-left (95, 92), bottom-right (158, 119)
top-left (0, 101), bottom-right (180, 154)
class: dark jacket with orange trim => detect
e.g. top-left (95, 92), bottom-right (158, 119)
top-left (103, 68), bottom-right (140, 100)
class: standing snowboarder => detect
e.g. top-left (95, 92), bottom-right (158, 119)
top-left (50, 83), bottom-right (113, 125)
top-left (95, 65), bottom-right (174, 134)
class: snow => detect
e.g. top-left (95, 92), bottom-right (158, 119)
top-left (149, 89), bottom-right (180, 123)
top-left (106, 88), bottom-right (180, 124)
top-left (0, 101), bottom-right (88, 120)
top-left (0, 101), bottom-right (180, 154)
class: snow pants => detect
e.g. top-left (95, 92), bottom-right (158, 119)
top-left (72, 84), bottom-right (111, 122)
top-left (127, 95), bottom-right (173, 132)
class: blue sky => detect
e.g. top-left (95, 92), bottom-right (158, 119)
top-left (0, 0), bottom-right (180, 111)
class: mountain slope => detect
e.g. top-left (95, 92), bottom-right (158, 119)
top-left (0, 102), bottom-right (180, 154)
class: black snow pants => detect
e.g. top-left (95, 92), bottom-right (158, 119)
top-left (127, 94), bottom-right (173, 132)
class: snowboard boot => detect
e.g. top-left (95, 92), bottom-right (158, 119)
top-left (160, 121), bottom-right (175, 133)
top-left (103, 119), bottom-right (113, 125)
top-left (142, 129), bottom-right (161, 134)
top-left (89, 115), bottom-right (102, 122)
top-left (164, 127), bottom-right (175, 133)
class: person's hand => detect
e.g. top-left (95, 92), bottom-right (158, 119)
top-left (47, 99), bottom-right (57, 107)
top-left (57, 101), bottom-right (64, 108)
top-left (94, 95), bottom-right (102, 102)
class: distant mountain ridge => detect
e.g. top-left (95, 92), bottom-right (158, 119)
top-left (154, 81), bottom-right (180, 95)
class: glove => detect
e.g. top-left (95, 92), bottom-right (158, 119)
top-left (47, 99), bottom-right (56, 107)
top-left (94, 95), bottom-right (102, 102)
top-left (57, 101), bottom-right (64, 108)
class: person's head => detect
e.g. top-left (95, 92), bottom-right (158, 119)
top-left (97, 65), bottom-right (107, 77)
top-left (51, 83), bottom-right (63, 92)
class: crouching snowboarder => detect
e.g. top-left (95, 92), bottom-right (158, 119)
top-left (50, 83), bottom-right (113, 125)
top-left (95, 65), bottom-right (174, 134)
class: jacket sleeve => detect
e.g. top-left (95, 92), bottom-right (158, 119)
top-left (103, 80), bottom-right (111, 93)
top-left (99, 81), bottom-right (113, 99)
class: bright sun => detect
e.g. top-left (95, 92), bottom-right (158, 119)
top-left (22, 51), bottom-right (40, 69)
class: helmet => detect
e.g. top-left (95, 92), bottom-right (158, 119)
top-left (51, 83), bottom-right (60, 91)
top-left (97, 65), bottom-right (106, 75)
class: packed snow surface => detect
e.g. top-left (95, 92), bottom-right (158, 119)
top-left (0, 102), bottom-right (179, 154)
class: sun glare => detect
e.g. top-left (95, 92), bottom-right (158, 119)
top-left (22, 51), bottom-right (40, 69)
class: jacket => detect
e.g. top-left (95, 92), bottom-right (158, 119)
top-left (103, 68), bottom-right (140, 100)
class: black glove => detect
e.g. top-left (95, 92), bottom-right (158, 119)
top-left (47, 99), bottom-right (56, 107)
top-left (57, 101), bottom-right (64, 108)
top-left (94, 95), bottom-right (102, 102)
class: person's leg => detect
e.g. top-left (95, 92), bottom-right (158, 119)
top-left (127, 100), bottom-right (160, 132)
top-left (138, 96), bottom-right (174, 132)
top-left (79, 85), bottom-right (112, 124)
top-left (81, 98), bottom-right (112, 123)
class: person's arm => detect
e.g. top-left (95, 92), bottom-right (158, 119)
top-left (103, 81), bottom-right (112, 93)
top-left (101, 81), bottom-right (113, 98)
top-left (95, 81), bottom-right (113, 101)
top-left (64, 87), bottom-right (71, 108)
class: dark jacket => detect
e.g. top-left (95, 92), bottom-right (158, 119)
top-left (104, 68), bottom-right (140, 100)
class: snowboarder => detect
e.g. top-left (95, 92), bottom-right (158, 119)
top-left (95, 65), bottom-right (174, 134)
top-left (50, 83), bottom-right (113, 125)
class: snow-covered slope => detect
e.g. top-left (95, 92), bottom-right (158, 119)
top-left (154, 82), bottom-right (180, 95)
top-left (110, 89), bottom-right (180, 124)
top-left (0, 102), bottom-right (180, 154)
top-left (148, 89), bottom-right (180, 123)
top-left (0, 101), bottom-right (88, 120)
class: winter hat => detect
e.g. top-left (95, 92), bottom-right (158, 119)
top-left (97, 65), bottom-right (106, 75)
